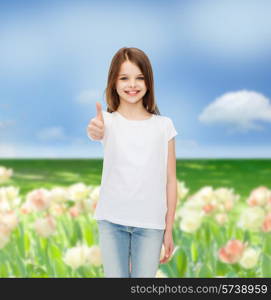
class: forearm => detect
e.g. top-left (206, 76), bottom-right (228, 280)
top-left (165, 178), bottom-right (177, 232)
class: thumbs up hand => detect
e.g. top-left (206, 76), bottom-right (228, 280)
top-left (87, 102), bottom-right (104, 141)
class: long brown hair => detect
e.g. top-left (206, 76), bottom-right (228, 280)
top-left (103, 47), bottom-right (161, 115)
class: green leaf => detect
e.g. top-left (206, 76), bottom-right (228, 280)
top-left (15, 256), bottom-right (27, 277)
top-left (215, 260), bottom-right (229, 276)
top-left (176, 248), bottom-right (187, 277)
top-left (0, 265), bottom-right (9, 277)
top-left (204, 224), bottom-right (211, 246)
top-left (262, 253), bottom-right (271, 277)
top-left (191, 241), bottom-right (198, 262)
top-left (263, 234), bottom-right (271, 255)
top-left (198, 263), bottom-right (212, 278)
top-left (13, 222), bottom-right (25, 259)
top-left (71, 220), bottom-right (83, 245)
top-left (209, 223), bottom-right (223, 244)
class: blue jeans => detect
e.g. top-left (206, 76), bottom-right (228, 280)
top-left (97, 219), bottom-right (165, 278)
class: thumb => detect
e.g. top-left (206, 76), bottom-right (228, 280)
top-left (96, 102), bottom-right (104, 123)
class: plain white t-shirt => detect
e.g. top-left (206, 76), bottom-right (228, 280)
top-left (87, 110), bottom-right (178, 229)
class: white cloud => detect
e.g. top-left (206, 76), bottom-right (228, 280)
top-left (198, 90), bottom-right (271, 133)
top-left (177, 0), bottom-right (271, 60)
top-left (37, 126), bottom-right (67, 141)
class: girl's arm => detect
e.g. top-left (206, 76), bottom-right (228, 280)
top-left (160, 138), bottom-right (177, 264)
top-left (165, 138), bottom-right (177, 233)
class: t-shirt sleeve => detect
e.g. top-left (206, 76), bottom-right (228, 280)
top-left (165, 117), bottom-right (178, 142)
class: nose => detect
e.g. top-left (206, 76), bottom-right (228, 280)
top-left (128, 79), bottom-right (136, 88)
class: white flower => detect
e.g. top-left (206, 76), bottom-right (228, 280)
top-left (0, 166), bottom-right (13, 183)
top-left (86, 186), bottom-right (100, 213)
top-left (186, 196), bottom-right (206, 210)
top-left (25, 188), bottom-right (51, 212)
top-left (177, 180), bottom-right (189, 200)
top-left (49, 202), bottom-right (66, 216)
top-left (247, 186), bottom-right (271, 207)
top-left (0, 186), bottom-right (21, 212)
top-left (215, 213), bottom-right (228, 225)
top-left (89, 186), bottom-right (100, 202)
top-left (239, 248), bottom-right (260, 269)
top-left (0, 210), bottom-right (19, 230)
top-left (177, 187), bottom-right (216, 219)
top-left (0, 186), bottom-right (19, 201)
top-left (63, 244), bottom-right (90, 270)
top-left (214, 187), bottom-right (238, 202)
top-left (213, 187), bottom-right (239, 211)
top-left (20, 200), bottom-right (33, 214)
top-left (195, 186), bottom-right (214, 204)
top-left (179, 211), bottom-right (203, 233)
top-left (34, 215), bottom-right (56, 237)
top-left (176, 205), bottom-right (202, 219)
top-left (0, 200), bottom-right (10, 212)
top-left (68, 183), bottom-right (91, 202)
top-left (49, 187), bottom-right (69, 203)
top-left (156, 269), bottom-right (167, 277)
top-left (238, 206), bottom-right (265, 232)
top-left (87, 245), bottom-right (102, 267)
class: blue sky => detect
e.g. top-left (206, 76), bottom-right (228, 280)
top-left (0, 0), bottom-right (271, 158)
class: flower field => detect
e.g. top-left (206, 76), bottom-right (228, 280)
top-left (0, 158), bottom-right (271, 278)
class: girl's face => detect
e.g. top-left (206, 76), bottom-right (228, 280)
top-left (115, 60), bottom-right (147, 105)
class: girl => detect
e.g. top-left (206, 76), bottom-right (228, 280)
top-left (87, 47), bottom-right (178, 278)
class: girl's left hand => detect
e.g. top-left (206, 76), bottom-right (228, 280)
top-left (160, 230), bottom-right (174, 264)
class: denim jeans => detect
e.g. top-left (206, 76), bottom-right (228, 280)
top-left (97, 219), bottom-right (165, 278)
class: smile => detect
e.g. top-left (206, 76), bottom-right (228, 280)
top-left (125, 91), bottom-right (140, 96)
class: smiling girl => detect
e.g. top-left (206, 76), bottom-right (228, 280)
top-left (87, 47), bottom-right (178, 278)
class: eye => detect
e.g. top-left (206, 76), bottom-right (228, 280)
top-left (120, 77), bottom-right (145, 80)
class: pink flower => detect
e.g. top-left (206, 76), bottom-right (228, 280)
top-left (215, 213), bottom-right (228, 225)
top-left (0, 210), bottom-right (19, 230)
top-left (218, 239), bottom-right (247, 264)
top-left (247, 186), bottom-right (270, 207)
top-left (224, 199), bottom-right (233, 211)
top-left (69, 206), bottom-right (80, 218)
top-left (262, 212), bottom-right (271, 232)
top-left (34, 215), bottom-right (56, 237)
top-left (26, 189), bottom-right (51, 212)
top-left (247, 197), bottom-right (258, 206)
top-left (91, 201), bottom-right (97, 211)
top-left (203, 203), bottom-right (215, 214)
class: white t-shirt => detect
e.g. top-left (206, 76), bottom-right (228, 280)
top-left (87, 110), bottom-right (178, 229)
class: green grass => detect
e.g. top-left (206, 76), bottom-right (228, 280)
top-left (1, 158), bottom-right (270, 198)
top-left (176, 158), bottom-right (271, 197)
top-left (0, 159), bottom-right (103, 195)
